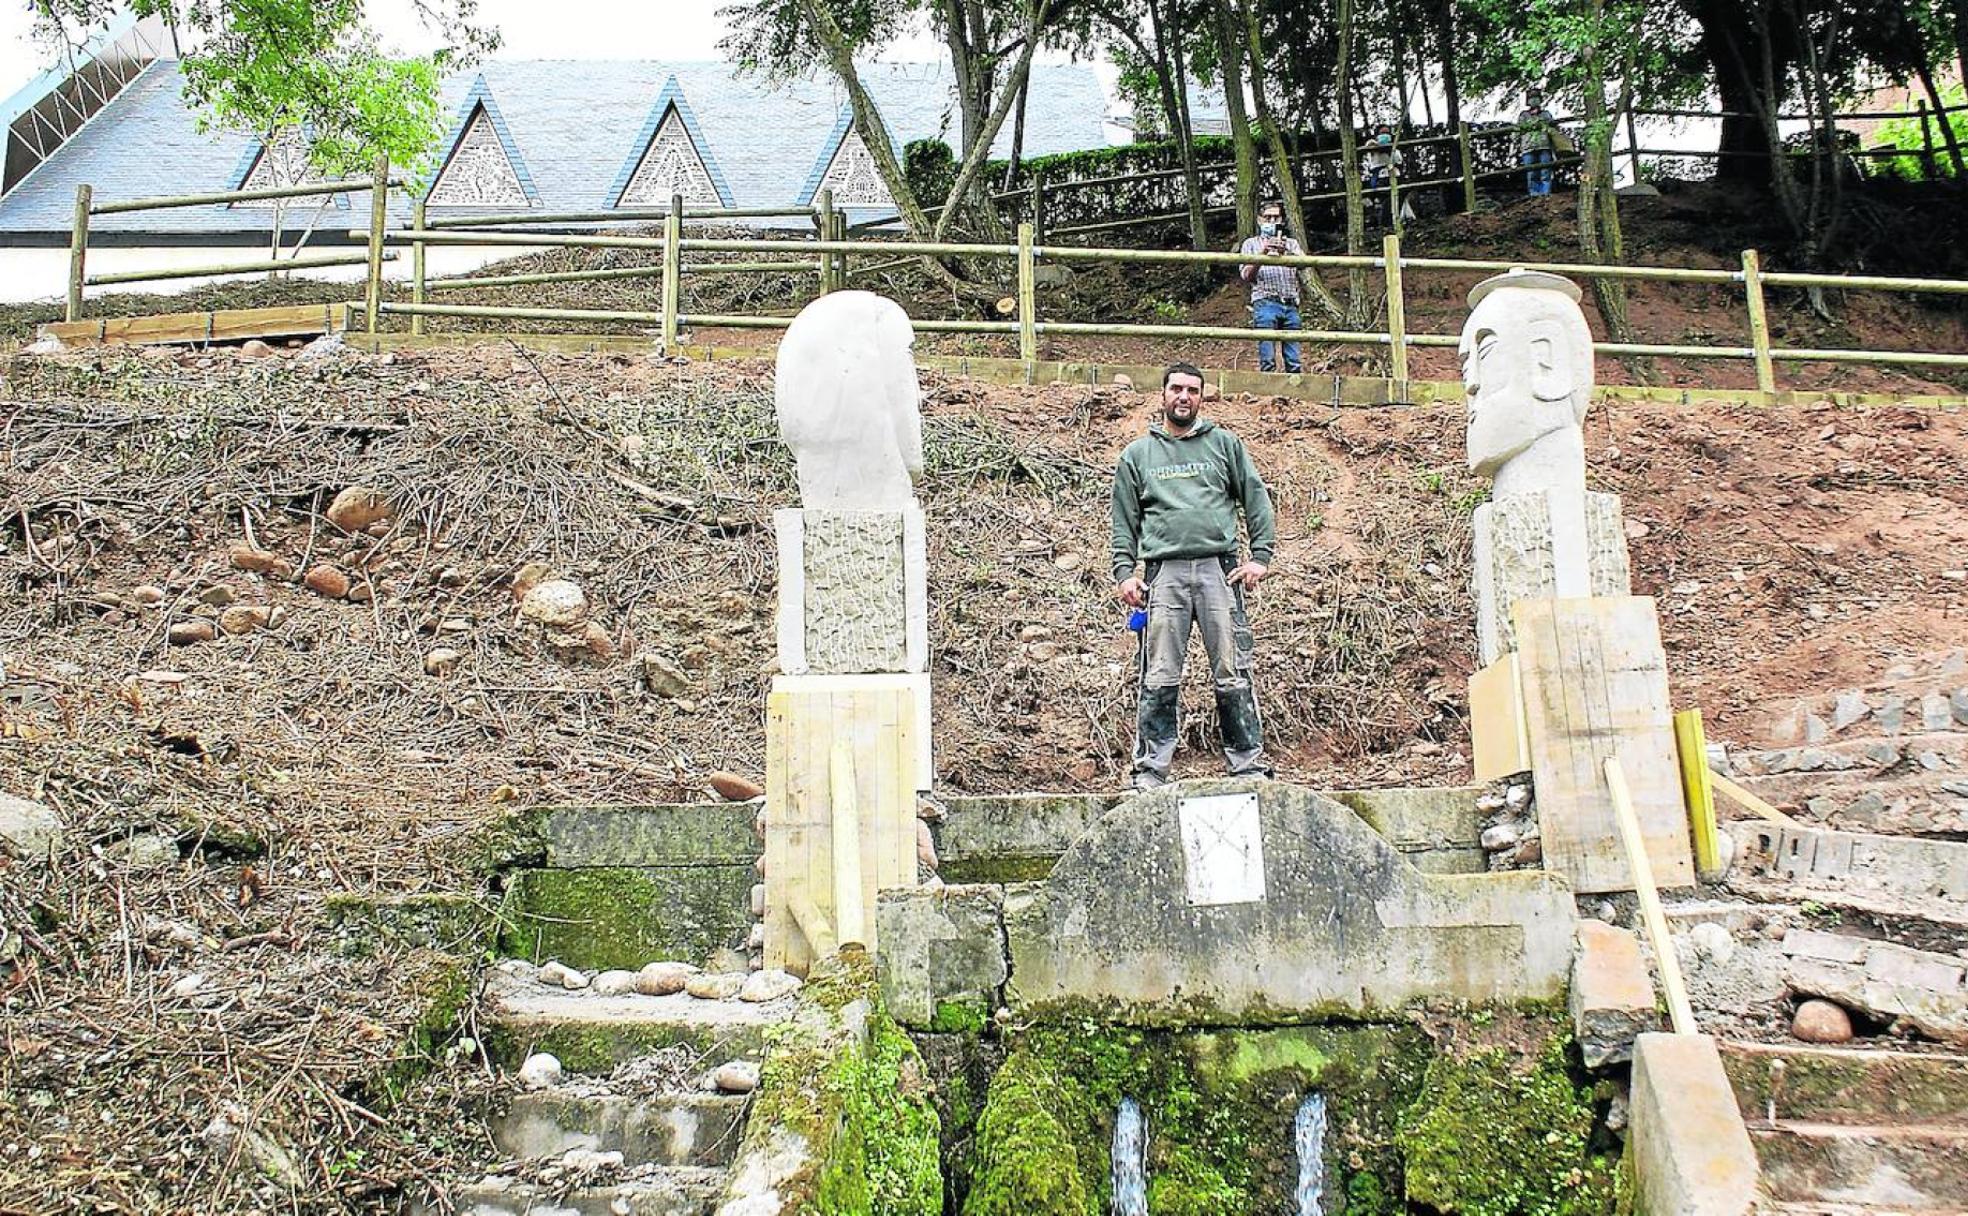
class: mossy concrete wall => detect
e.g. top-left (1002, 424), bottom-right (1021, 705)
top-left (498, 865), bottom-right (755, 971)
top-left (1003, 780), bottom-right (1576, 1024)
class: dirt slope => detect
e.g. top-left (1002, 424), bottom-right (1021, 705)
top-left (2, 343), bottom-right (1966, 1210)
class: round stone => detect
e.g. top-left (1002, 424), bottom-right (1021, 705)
top-left (684, 972), bottom-right (745, 1000)
top-left (589, 969), bottom-right (638, 997)
top-left (636, 960), bottom-right (699, 996)
top-left (713, 1061), bottom-right (761, 1094)
top-left (738, 969), bottom-right (801, 1003)
top-left (517, 1052), bottom-right (563, 1090)
top-left (1688, 921), bottom-right (1736, 965)
top-left (1791, 999), bottom-right (1854, 1044)
top-left (1479, 823), bottom-right (1519, 852)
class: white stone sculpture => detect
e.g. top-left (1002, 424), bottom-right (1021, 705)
top-left (1461, 269), bottom-right (1632, 663)
top-left (774, 291), bottom-right (924, 510)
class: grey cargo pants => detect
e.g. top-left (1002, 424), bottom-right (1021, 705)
top-left (1132, 555), bottom-right (1269, 786)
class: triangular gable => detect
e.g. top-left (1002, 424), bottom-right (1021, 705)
top-left (609, 77), bottom-right (733, 209)
top-left (425, 77), bottom-right (539, 208)
top-left (226, 128), bottom-right (346, 209)
top-left (796, 108), bottom-right (895, 209)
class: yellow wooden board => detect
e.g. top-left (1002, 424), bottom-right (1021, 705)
top-left (40, 303), bottom-right (340, 347)
top-left (1675, 708), bottom-right (1721, 874)
top-left (1470, 653), bottom-right (1531, 782)
top-left (764, 676), bottom-right (919, 976)
top-left (1513, 597), bottom-right (1696, 894)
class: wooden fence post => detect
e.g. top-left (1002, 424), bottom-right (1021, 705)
top-left (1457, 122), bottom-right (1478, 213)
top-left (662, 191), bottom-right (683, 352)
top-left (1625, 106), bottom-right (1644, 186)
top-left (817, 188), bottom-right (835, 293)
top-left (1741, 248), bottom-right (1776, 394)
top-left (363, 154), bottom-right (389, 336)
top-left (831, 208), bottom-right (847, 285)
top-left (1032, 171), bottom-right (1047, 245)
top-left (67, 183), bottom-right (91, 323)
top-left (410, 197), bottom-right (427, 338)
top-left (1383, 232), bottom-right (1409, 395)
top-left (1017, 221), bottom-right (1037, 379)
top-left (1919, 101), bottom-right (1937, 180)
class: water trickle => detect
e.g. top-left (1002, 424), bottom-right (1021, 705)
top-left (1294, 1091), bottom-right (1329, 1216)
top-left (1111, 1097), bottom-right (1147, 1216)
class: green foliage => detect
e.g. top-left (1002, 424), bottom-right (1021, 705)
top-left (1395, 1033), bottom-right (1616, 1216)
top-left (1868, 84), bottom-right (1967, 180)
top-left (32, 0), bottom-right (495, 185)
top-left (906, 138), bottom-right (960, 209)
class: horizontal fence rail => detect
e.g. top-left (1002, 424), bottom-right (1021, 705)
top-left (58, 137), bottom-right (1968, 396)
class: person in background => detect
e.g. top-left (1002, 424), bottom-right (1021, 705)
top-left (1365, 125), bottom-right (1395, 225)
top-left (1518, 89), bottom-right (1558, 197)
top-left (1236, 201), bottom-right (1303, 375)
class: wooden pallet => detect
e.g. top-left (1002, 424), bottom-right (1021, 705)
top-left (38, 303), bottom-right (346, 347)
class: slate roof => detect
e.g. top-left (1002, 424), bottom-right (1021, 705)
top-left (0, 58), bottom-right (1110, 242)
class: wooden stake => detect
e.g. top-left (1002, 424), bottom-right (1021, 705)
top-left (410, 197), bottom-right (427, 338)
top-left (1382, 232), bottom-right (1409, 395)
top-left (363, 155), bottom-right (389, 336)
top-left (817, 188), bottom-right (836, 294)
top-left (1606, 755), bottom-right (1698, 1035)
top-left (67, 184), bottom-right (91, 323)
top-left (1457, 122), bottom-right (1478, 213)
top-left (1741, 249), bottom-right (1776, 393)
top-left (1674, 708), bottom-right (1720, 873)
top-left (829, 737), bottom-right (866, 949)
top-left (1708, 770), bottom-right (1803, 829)
top-left (1017, 221), bottom-right (1037, 378)
top-left (661, 192), bottom-right (682, 352)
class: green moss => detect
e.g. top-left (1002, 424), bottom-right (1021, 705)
top-left (930, 996), bottom-right (990, 1035)
top-left (1395, 1030), bottom-right (1616, 1216)
top-left (323, 892), bottom-right (494, 959)
top-left (1146, 1144), bottom-right (1239, 1216)
top-left (939, 856), bottom-right (1057, 884)
top-left (485, 1019), bottom-right (765, 1074)
top-left (961, 1047), bottom-right (1093, 1216)
top-left (360, 951), bottom-right (475, 1109)
top-left (496, 865), bottom-right (752, 971)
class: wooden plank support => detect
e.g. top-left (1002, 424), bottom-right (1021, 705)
top-left (661, 192), bottom-right (683, 351)
top-left (363, 154), bottom-right (389, 336)
top-left (1741, 249), bottom-right (1776, 393)
top-left (67, 184), bottom-right (91, 323)
top-left (1383, 232), bottom-right (1409, 396)
top-left (411, 198), bottom-right (427, 338)
top-left (1469, 652), bottom-right (1530, 782)
top-left (1674, 708), bottom-right (1721, 873)
top-left (1606, 756), bottom-right (1699, 1035)
top-left (1017, 221), bottom-right (1038, 378)
top-left (39, 303), bottom-right (338, 347)
top-left (1514, 597), bottom-right (1696, 893)
top-left (1708, 770), bottom-right (1804, 829)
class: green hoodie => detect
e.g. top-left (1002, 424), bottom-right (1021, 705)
top-left (1110, 418), bottom-right (1276, 582)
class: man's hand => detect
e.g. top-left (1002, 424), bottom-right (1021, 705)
top-left (1116, 576), bottom-right (1147, 607)
top-left (1227, 561), bottom-right (1269, 591)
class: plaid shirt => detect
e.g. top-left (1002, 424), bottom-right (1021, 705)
top-left (1238, 234), bottom-right (1302, 304)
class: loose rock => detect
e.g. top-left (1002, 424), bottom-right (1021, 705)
top-left (713, 1061), bottom-right (761, 1094)
top-left (167, 619), bottom-right (216, 646)
top-left (916, 819), bottom-right (939, 873)
top-left (750, 883), bottom-right (766, 917)
top-left (1791, 999), bottom-right (1855, 1044)
top-left (198, 584), bottom-right (236, 606)
top-left (1688, 921), bottom-right (1736, 965)
top-left (239, 339), bottom-right (274, 359)
top-left (131, 584), bottom-right (167, 606)
top-left (303, 565), bottom-right (351, 599)
top-left (537, 960), bottom-right (589, 990)
top-left (635, 960), bottom-right (699, 995)
top-left (218, 605), bottom-right (274, 636)
top-left (710, 771), bottom-right (765, 802)
top-left (518, 1052), bottom-right (564, 1089)
top-left (520, 579), bottom-right (587, 627)
top-left (589, 969), bottom-right (639, 997)
top-left (0, 793), bottom-right (63, 861)
top-left (639, 652), bottom-right (692, 697)
top-left (684, 972), bottom-right (745, 1000)
top-left (169, 972), bottom-right (207, 999)
top-left (511, 561), bottom-right (557, 601)
top-left (229, 545), bottom-right (293, 579)
top-left (738, 969), bottom-right (801, 1003)
top-left (422, 648), bottom-right (465, 676)
top-left (325, 486), bottom-right (391, 534)
top-left (1479, 823), bottom-right (1519, 852)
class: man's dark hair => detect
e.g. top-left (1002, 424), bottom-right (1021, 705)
top-left (1164, 362), bottom-right (1205, 389)
top-left (1259, 200), bottom-right (1284, 215)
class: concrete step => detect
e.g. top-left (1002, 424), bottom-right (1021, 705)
top-left (493, 1093), bottom-right (748, 1169)
top-left (1729, 770), bottom-right (1968, 837)
top-left (1750, 1121), bottom-right (1968, 1209)
top-left (1721, 823), bottom-right (1968, 930)
top-left (442, 1166), bottom-right (724, 1216)
top-left (1719, 1040), bottom-right (1968, 1127)
top-left (1759, 1203), bottom-right (1968, 1215)
top-left (481, 971), bottom-right (792, 1074)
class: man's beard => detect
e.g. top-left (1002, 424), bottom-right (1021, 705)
top-left (1163, 404), bottom-right (1196, 428)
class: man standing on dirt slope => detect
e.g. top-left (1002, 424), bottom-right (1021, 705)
top-left (1236, 200), bottom-right (1303, 374)
top-left (1111, 364), bottom-right (1277, 791)
top-left (1518, 89), bottom-right (1558, 197)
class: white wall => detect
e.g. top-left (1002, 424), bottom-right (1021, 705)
top-left (1, 243), bottom-right (554, 306)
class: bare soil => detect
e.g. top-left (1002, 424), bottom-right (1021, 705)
top-left (1, 324), bottom-right (1965, 1208)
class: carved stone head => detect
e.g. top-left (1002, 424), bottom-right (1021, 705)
top-left (1459, 270), bottom-right (1594, 481)
top-left (775, 291), bottom-right (925, 509)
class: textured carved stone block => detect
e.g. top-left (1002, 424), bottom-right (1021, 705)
top-left (1473, 489), bottom-right (1632, 664)
top-left (801, 510), bottom-right (908, 674)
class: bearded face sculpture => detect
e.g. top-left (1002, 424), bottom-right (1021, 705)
top-left (1460, 270), bottom-right (1594, 490)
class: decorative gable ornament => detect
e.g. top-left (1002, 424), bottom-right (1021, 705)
top-left (229, 130), bottom-right (340, 208)
top-left (618, 103), bottom-right (723, 208)
top-left (428, 104), bottom-right (530, 207)
top-left (817, 129), bottom-right (892, 208)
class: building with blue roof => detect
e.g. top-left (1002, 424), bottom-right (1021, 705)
top-left (0, 53), bottom-right (1112, 246)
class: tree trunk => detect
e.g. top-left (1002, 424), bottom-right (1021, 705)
top-left (934, 3), bottom-right (1049, 244)
top-left (1240, 0), bottom-right (1346, 322)
top-left (1214, 0), bottom-right (1259, 239)
top-left (1336, 0), bottom-right (1369, 327)
top-left (800, 0), bottom-right (980, 294)
top-left (1146, 0), bottom-right (1209, 249)
top-left (1002, 70), bottom-right (1030, 191)
top-left (1914, 59), bottom-right (1966, 178)
top-left (1578, 0), bottom-right (1632, 343)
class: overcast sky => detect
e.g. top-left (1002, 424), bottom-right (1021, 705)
top-left (1, 0), bottom-right (993, 104)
